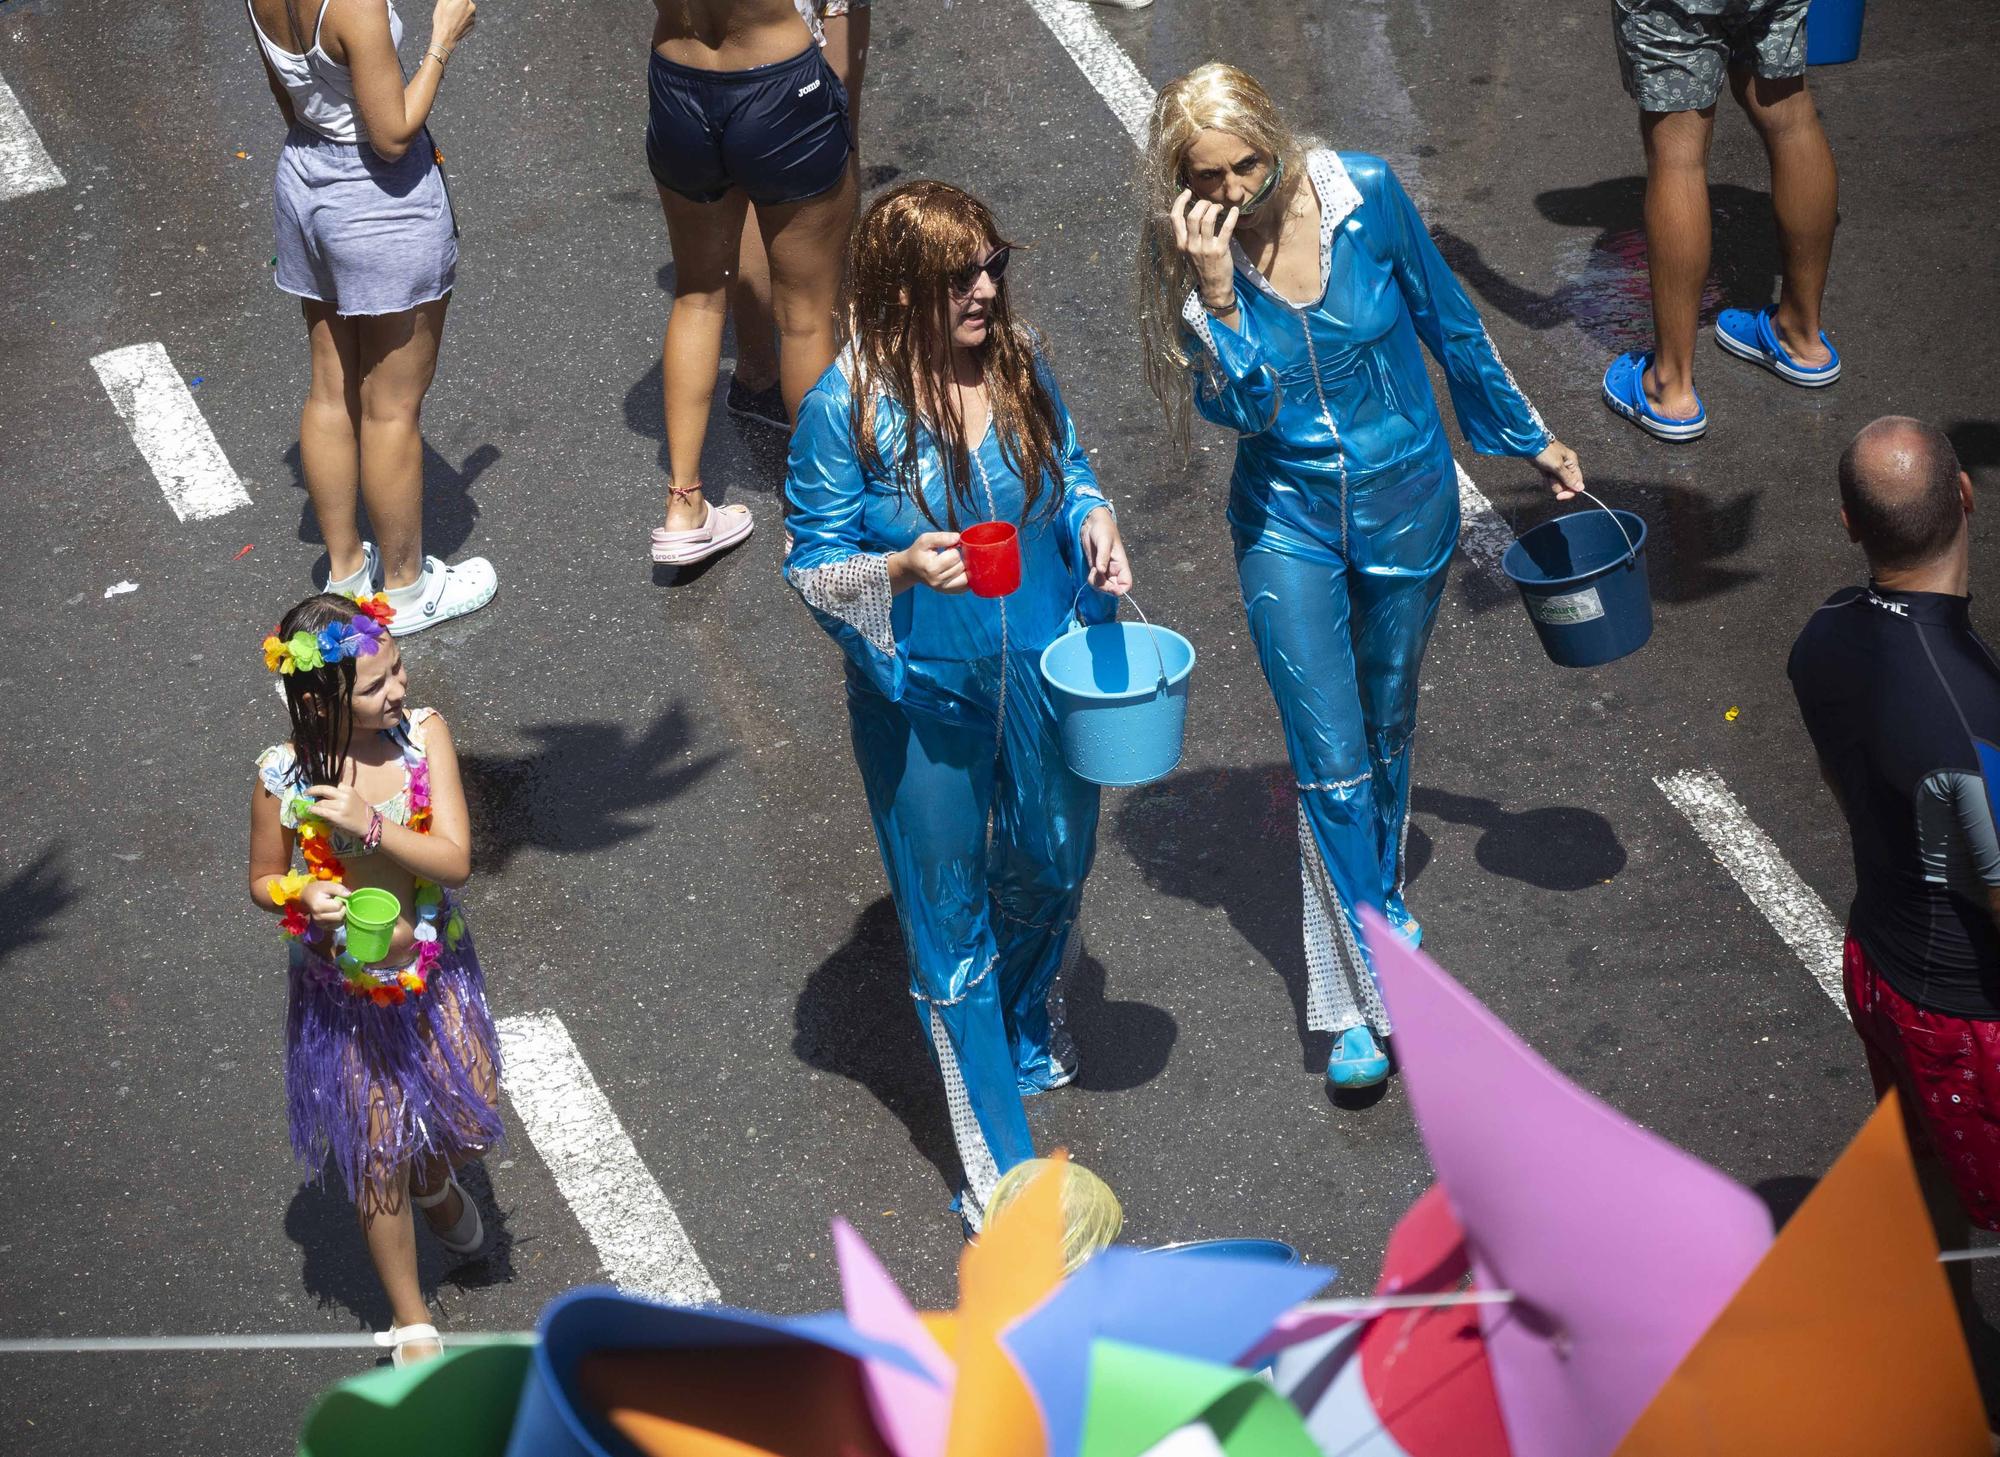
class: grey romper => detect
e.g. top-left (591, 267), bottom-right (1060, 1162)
top-left (250, 0), bottom-right (456, 315)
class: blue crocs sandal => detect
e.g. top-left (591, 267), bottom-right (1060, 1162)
top-left (1602, 350), bottom-right (1707, 442)
top-left (1714, 306), bottom-right (1840, 387)
top-left (1326, 1025), bottom-right (1391, 1089)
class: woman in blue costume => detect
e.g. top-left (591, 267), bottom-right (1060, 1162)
top-left (784, 181), bottom-right (1134, 1228)
top-left (1137, 65), bottom-right (1586, 1089)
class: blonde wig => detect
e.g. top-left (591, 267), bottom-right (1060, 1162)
top-left (1136, 64), bottom-right (1309, 456)
top-left (844, 181), bottom-right (1066, 529)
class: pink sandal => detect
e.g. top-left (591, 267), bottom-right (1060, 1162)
top-left (649, 486), bottom-right (755, 567)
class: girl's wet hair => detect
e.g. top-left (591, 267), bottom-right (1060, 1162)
top-left (843, 180), bottom-right (1066, 528)
top-left (275, 593), bottom-right (365, 789)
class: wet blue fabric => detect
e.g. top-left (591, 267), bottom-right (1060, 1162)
top-left (783, 347), bottom-right (1113, 1221)
top-left (1182, 150), bottom-right (1550, 1036)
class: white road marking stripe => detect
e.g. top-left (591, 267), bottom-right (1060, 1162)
top-left (1020, 1), bottom-right (1517, 580)
top-left (89, 343), bottom-right (251, 522)
top-left (1654, 769), bottom-right (1846, 1009)
top-left (0, 74), bottom-right (64, 201)
top-left (497, 1011), bottom-right (720, 1306)
top-left (1018, 0), bottom-right (1153, 146)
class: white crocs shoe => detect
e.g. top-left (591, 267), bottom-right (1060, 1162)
top-left (322, 541), bottom-right (380, 596)
top-left (387, 555), bottom-right (497, 637)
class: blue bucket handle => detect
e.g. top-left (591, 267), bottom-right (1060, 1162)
top-left (1069, 588), bottom-right (1170, 692)
top-left (1569, 486), bottom-right (1640, 568)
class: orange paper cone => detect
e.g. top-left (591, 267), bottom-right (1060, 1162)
top-left (947, 1156), bottom-right (1067, 1457)
top-left (1612, 1093), bottom-right (1987, 1456)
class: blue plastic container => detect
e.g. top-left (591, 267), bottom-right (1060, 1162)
top-left (1039, 600), bottom-right (1195, 787)
top-left (1805, 0), bottom-right (1864, 64)
top-left (1149, 1237), bottom-right (1302, 1265)
top-left (1500, 502), bottom-right (1653, 668)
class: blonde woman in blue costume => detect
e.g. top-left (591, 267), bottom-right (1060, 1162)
top-left (1137, 65), bottom-right (1586, 1089)
top-left (784, 182), bottom-right (1132, 1231)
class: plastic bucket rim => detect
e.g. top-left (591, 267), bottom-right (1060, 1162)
top-left (1500, 508), bottom-right (1650, 593)
top-left (1038, 623), bottom-right (1197, 703)
top-left (344, 887), bottom-right (401, 929)
top-left (1147, 1236), bottom-right (1303, 1264)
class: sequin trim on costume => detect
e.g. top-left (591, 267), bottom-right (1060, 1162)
top-left (792, 553), bottom-right (897, 659)
top-left (1297, 802), bottom-right (1392, 1037)
top-left (930, 1005), bottom-right (1003, 1230)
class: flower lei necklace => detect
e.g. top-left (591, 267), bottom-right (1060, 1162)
top-left (263, 596), bottom-right (463, 1006)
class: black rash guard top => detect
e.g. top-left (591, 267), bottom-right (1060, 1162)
top-left (1789, 585), bottom-right (2000, 1017)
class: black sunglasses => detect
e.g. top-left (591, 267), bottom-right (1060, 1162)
top-left (949, 246), bottom-right (1012, 297)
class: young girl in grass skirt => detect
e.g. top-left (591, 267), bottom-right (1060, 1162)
top-left (247, 591), bottom-right (501, 1366)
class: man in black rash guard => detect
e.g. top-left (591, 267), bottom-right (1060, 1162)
top-left (1789, 418), bottom-right (2000, 1252)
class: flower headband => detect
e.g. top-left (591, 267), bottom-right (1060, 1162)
top-left (262, 594), bottom-right (396, 675)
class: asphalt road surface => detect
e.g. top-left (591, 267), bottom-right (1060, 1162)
top-left (3, 0), bottom-right (1998, 1450)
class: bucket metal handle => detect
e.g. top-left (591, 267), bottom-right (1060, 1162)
top-left (1071, 588), bottom-right (1170, 692)
top-left (1571, 486), bottom-right (1640, 567)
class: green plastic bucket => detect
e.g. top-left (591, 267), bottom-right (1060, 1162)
top-left (344, 887), bottom-right (402, 965)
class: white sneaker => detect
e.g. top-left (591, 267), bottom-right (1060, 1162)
top-left (322, 541), bottom-right (380, 596)
top-left (386, 554), bottom-right (497, 637)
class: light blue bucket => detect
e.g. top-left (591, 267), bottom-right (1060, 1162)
top-left (1039, 597), bottom-right (1195, 788)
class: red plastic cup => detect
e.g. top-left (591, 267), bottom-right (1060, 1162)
top-left (958, 521), bottom-right (1021, 598)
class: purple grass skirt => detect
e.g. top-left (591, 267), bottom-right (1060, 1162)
top-left (286, 926), bottom-right (504, 1206)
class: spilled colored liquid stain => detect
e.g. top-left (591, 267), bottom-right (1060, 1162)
top-left (1557, 227), bottom-right (1727, 352)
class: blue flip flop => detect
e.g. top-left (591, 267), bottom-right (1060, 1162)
top-left (1714, 306), bottom-right (1840, 387)
top-left (1602, 350), bottom-right (1708, 442)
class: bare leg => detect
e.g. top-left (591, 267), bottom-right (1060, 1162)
top-left (300, 300), bottom-right (365, 584)
top-left (757, 170), bottom-right (859, 425)
top-left (358, 1163), bottom-right (439, 1361)
top-left (729, 212), bottom-right (780, 392)
top-left (1731, 68), bottom-right (1836, 367)
top-left (355, 298), bottom-right (450, 592)
top-left (821, 10), bottom-right (871, 156)
top-left (1638, 104), bottom-right (1717, 419)
top-left (657, 185), bottom-right (750, 529)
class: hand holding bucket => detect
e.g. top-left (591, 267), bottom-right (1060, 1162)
top-left (343, 887), bottom-right (403, 965)
top-left (958, 521), bottom-right (1021, 598)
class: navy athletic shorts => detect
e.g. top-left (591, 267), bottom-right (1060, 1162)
top-left (646, 43), bottom-right (851, 206)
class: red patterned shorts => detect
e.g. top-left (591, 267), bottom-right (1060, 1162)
top-left (1844, 933), bottom-right (2000, 1231)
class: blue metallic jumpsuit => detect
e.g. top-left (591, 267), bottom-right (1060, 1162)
top-left (783, 348), bottom-right (1115, 1226)
top-left (1181, 150), bottom-right (1550, 1043)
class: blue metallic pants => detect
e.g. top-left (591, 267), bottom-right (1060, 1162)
top-left (845, 653), bottom-right (1097, 1225)
top-left (1233, 453), bottom-right (1459, 1036)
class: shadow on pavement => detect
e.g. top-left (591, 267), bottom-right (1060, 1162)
top-left (1434, 177), bottom-right (1781, 356)
top-left (457, 704), bottom-right (729, 873)
top-left (1063, 944), bottom-right (1177, 1093)
top-left (1948, 419), bottom-right (2000, 488)
top-left (0, 843), bottom-right (78, 970)
top-left (287, 440), bottom-right (502, 579)
top-left (1114, 765), bottom-right (1425, 1075)
top-left (1409, 786), bottom-right (1627, 890)
top-left (1498, 475), bottom-right (1763, 606)
top-left (791, 897), bottom-right (963, 1199)
top-left (284, 1157), bottom-right (517, 1331)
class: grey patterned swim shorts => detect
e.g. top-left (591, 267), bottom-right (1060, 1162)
top-left (1613, 0), bottom-right (1810, 113)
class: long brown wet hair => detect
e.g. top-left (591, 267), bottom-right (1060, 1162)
top-left (844, 181), bottom-right (1066, 528)
top-left (275, 594), bottom-right (365, 791)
